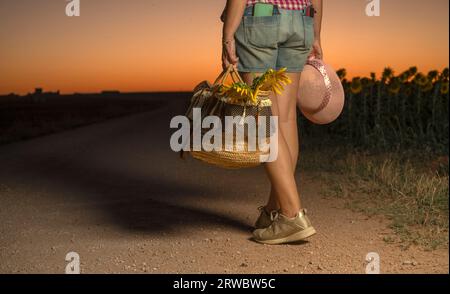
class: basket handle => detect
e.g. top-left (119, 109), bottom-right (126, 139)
top-left (213, 65), bottom-right (244, 87)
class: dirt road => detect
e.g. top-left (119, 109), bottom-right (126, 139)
top-left (0, 98), bottom-right (448, 274)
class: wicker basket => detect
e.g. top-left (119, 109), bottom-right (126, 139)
top-left (183, 66), bottom-right (274, 169)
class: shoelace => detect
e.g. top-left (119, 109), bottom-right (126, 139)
top-left (258, 206), bottom-right (280, 221)
top-left (270, 210), bottom-right (279, 221)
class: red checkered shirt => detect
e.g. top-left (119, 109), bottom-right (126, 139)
top-left (246, 0), bottom-right (311, 10)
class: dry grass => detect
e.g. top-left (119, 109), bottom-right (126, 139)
top-left (300, 143), bottom-right (449, 250)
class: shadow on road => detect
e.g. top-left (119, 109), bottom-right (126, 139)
top-left (1, 97), bottom-right (255, 236)
top-left (10, 150), bottom-right (252, 235)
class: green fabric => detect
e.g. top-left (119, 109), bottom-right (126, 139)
top-left (253, 3), bottom-right (275, 17)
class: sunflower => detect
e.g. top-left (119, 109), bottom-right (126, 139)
top-left (414, 73), bottom-right (429, 87)
top-left (421, 81), bottom-right (434, 93)
top-left (427, 70), bottom-right (439, 83)
top-left (382, 67), bottom-right (394, 83)
top-left (441, 68), bottom-right (449, 80)
top-left (388, 78), bottom-right (401, 95)
top-left (254, 68), bottom-right (292, 95)
top-left (350, 77), bottom-right (363, 94)
top-left (441, 82), bottom-right (449, 95)
top-left (337, 69), bottom-right (347, 81)
top-left (361, 77), bottom-right (373, 88)
top-left (398, 71), bottom-right (410, 83)
top-left (219, 82), bottom-right (255, 104)
top-left (408, 66), bottom-right (418, 77)
top-left (219, 68), bottom-right (292, 105)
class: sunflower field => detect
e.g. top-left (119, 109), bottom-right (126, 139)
top-left (299, 67), bottom-right (449, 154)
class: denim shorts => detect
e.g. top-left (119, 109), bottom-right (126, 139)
top-left (234, 5), bottom-right (314, 73)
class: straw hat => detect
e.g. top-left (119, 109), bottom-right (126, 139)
top-left (297, 58), bottom-right (345, 125)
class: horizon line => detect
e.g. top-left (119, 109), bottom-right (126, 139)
top-left (0, 90), bottom-right (195, 97)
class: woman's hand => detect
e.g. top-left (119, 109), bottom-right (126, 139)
top-left (308, 38), bottom-right (323, 60)
top-left (222, 39), bottom-right (239, 70)
top-left (221, 0), bottom-right (247, 69)
top-left (309, 0), bottom-right (323, 60)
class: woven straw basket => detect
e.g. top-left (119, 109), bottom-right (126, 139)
top-left (184, 66), bottom-right (274, 169)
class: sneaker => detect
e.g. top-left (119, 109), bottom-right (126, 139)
top-left (254, 206), bottom-right (278, 229)
top-left (253, 209), bottom-right (316, 245)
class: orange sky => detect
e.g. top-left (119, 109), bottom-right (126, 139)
top-left (0, 0), bottom-right (448, 95)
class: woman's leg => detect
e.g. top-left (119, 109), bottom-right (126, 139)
top-left (266, 73), bottom-right (301, 212)
top-left (240, 72), bottom-right (302, 218)
top-left (278, 73), bottom-right (301, 170)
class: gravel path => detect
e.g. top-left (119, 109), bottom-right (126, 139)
top-left (0, 98), bottom-right (447, 274)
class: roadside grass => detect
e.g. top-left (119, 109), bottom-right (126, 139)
top-left (299, 140), bottom-right (449, 250)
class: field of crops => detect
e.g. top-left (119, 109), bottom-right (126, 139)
top-left (299, 67), bottom-right (449, 154)
top-left (298, 67), bottom-right (449, 248)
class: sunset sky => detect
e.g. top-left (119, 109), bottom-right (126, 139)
top-left (0, 0), bottom-right (448, 95)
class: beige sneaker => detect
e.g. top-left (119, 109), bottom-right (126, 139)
top-left (254, 206), bottom-right (278, 229)
top-left (253, 209), bottom-right (316, 245)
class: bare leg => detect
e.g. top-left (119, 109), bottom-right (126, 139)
top-left (240, 72), bottom-right (302, 217)
top-left (266, 73), bottom-right (301, 212)
top-left (279, 73), bottom-right (300, 170)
